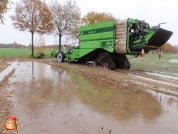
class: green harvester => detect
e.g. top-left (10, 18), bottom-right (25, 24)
top-left (56, 18), bottom-right (173, 70)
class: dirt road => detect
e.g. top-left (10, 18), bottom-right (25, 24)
top-left (0, 58), bottom-right (178, 134)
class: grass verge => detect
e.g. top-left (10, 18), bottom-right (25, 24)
top-left (128, 54), bottom-right (178, 76)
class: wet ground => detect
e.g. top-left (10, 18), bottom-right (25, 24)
top-left (0, 58), bottom-right (178, 134)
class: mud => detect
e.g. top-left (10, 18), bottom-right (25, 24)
top-left (0, 58), bottom-right (178, 134)
top-left (0, 59), bottom-right (15, 133)
top-left (0, 59), bottom-right (11, 73)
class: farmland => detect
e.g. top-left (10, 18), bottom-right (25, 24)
top-left (0, 51), bottom-right (178, 134)
top-left (0, 48), bottom-right (54, 57)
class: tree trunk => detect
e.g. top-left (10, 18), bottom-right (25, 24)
top-left (31, 32), bottom-right (34, 56)
top-left (59, 34), bottom-right (62, 50)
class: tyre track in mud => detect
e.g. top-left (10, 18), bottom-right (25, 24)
top-left (48, 61), bottom-right (144, 94)
top-left (49, 61), bottom-right (122, 87)
top-left (0, 68), bottom-right (16, 89)
top-left (0, 68), bottom-right (16, 134)
top-left (48, 59), bottom-right (178, 98)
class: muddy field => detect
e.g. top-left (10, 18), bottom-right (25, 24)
top-left (0, 58), bottom-right (178, 134)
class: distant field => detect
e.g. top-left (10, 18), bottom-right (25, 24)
top-left (0, 48), bottom-right (53, 57)
top-left (128, 54), bottom-right (178, 76)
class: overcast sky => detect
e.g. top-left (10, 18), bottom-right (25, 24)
top-left (0, 0), bottom-right (177, 46)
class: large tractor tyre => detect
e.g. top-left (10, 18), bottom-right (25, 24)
top-left (114, 60), bottom-right (124, 69)
top-left (96, 52), bottom-right (116, 70)
top-left (113, 54), bottom-right (130, 69)
top-left (123, 59), bottom-right (131, 69)
top-left (57, 51), bottom-right (65, 62)
top-left (123, 55), bottom-right (131, 69)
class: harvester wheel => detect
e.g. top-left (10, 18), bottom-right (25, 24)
top-left (113, 54), bottom-right (130, 69)
top-left (57, 51), bottom-right (65, 62)
top-left (123, 60), bottom-right (130, 69)
top-left (96, 52), bottom-right (115, 70)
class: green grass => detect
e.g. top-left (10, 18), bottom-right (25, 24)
top-left (128, 54), bottom-right (178, 76)
top-left (0, 48), bottom-right (53, 58)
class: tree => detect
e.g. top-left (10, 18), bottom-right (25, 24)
top-left (0, 0), bottom-right (11, 24)
top-left (161, 43), bottom-right (173, 53)
top-left (11, 0), bottom-right (53, 56)
top-left (50, 0), bottom-right (81, 50)
top-left (82, 11), bottom-right (116, 26)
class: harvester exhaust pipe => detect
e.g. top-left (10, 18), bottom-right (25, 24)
top-left (158, 22), bottom-right (166, 27)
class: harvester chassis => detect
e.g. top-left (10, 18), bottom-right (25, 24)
top-left (55, 18), bottom-right (173, 70)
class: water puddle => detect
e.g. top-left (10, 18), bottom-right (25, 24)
top-left (129, 74), bottom-right (178, 88)
top-left (146, 72), bottom-right (178, 81)
top-left (2, 61), bottom-right (178, 134)
top-left (168, 59), bottom-right (178, 63)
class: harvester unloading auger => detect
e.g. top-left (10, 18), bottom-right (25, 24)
top-left (56, 18), bottom-right (173, 70)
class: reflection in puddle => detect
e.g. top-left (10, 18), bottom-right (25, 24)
top-left (72, 73), bottom-right (162, 120)
top-left (4, 61), bottom-right (178, 134)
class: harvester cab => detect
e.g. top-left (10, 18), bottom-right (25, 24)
top-left (56, 18), bottom-right (173, 70)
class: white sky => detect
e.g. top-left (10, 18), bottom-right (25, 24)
top-left (0, 0), bottom-right (177, 46)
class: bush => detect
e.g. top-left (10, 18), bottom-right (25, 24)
top-left (50, 50), bottom-right (57, 58)
top-left (37, 52), bottom-right (45, 59)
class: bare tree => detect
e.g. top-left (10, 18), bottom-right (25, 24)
top-left (50, 0), bottom-right (81, 50)
top-left (0, 0), bottom-right (11, 24)
top-left (11, 0), bottom-right (53, 56)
